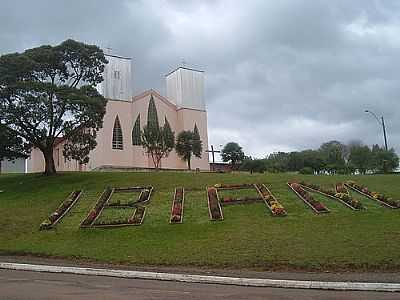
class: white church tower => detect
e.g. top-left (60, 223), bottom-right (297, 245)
top-left (97, 54), bottom-right (132, 101)
top-left (166, 67), bottom-right (205, 110)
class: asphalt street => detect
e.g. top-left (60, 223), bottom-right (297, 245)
top-left (0, 269), bottom-right (399, 300)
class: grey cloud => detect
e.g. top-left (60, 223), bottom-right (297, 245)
top-left (1, 0), bottom-right (399, 160)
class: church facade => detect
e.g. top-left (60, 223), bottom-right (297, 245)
top-left (26, 54), bottom-right (210, 172)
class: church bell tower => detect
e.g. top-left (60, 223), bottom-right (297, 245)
top-left (165, 66), bottom-right (205, 111)
top-left (97, 53), bottom-right (132, 101)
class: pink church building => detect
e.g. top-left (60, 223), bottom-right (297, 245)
top-left (26, 54), bottom-right (210, 172)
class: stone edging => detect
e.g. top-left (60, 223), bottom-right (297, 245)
top-left (0, 262), bottom-right (399, 292)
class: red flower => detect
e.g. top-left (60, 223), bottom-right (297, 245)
top-left (313, 202), bottom-right (326, 211)
top-left (172, 204), bottom-right (182, 215)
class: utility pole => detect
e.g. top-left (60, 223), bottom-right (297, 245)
top-left (365, 110), bottom-right (388, 151)
top-left (381, 116), bottom-right (388, 151)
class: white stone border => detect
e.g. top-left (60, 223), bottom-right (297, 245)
top-left (0, 262), bottom-right (399, 292)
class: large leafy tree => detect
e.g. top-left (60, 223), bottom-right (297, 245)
top-left (221, 142), bottom-right (245, 170)
top-left (0, 39), bottom-right (108, 175)
top-left (240, 157), bottom-right (266, 173)
top-left (265, 152), bottom-right (289, 173)
top-left (301, 149), bottom-right (326, 174)
top-left (370, 144), bottom-right (399, 173)
top-left (141, 96), bottom-right (175, 169)
top-left (319, 140), bottom-right (347, 174)
top-left (175, 130), bottom-right (203, 170)
top-left (348, 143), bottom-right (372, 174)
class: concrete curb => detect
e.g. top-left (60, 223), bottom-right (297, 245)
top-left (0, 262), bottom-right (399, 292)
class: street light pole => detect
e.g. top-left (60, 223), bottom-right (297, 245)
top-left (365, 110), bottom-right (388, 151)
top-left (381, 116), bottom-right (388, 151)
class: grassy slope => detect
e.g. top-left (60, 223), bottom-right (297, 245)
top-left (0, 172), bottom-right (399, 271)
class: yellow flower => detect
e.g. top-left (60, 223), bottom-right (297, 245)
top-left (271, 203), bottom-right (283, 210)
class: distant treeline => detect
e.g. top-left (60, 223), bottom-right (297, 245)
top-left (240, 140), bottom-right (399, 174)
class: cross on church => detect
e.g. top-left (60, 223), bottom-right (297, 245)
top-left (206, 145), bottom-right (221, 164)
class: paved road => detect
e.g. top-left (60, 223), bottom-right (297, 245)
top-left (0, 270), bottom-right (399, 300)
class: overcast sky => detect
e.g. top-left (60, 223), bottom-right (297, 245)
top-left (1, 0), bottom-right (399, 160)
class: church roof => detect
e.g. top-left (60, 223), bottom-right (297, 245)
top-left (104, 53), bottom-right (132, 60)
top-left (132, 89), bottom-right (178, 110)
top-left (165, 66), bottom-right (204, 77)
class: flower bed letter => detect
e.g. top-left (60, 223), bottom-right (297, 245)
top-left (40, 190), bottom-right (82, 230)
top-left (80, 187), bottom-right (113, 227)
top-left (254, 183), bottom-right (287, 216)
top-left (288, 182), bottom-right (330, 214)
top-left (346, 181), bottom-right (400, 209)
top-left (299, 181), bottom-right (363, 210)
top-left (170, 187), bottom-right (185, 224)
top-left (207, 187), bottom-right (223, 220)
top-left (80, 186), bottom-right (153, 228)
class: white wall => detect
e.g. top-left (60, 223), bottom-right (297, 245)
top-left (97, 54), bottom-right (132, 101)
top-left (166, 67), bottom-right (205, 111)
top-left (0, 158), bottom-right (26, 173)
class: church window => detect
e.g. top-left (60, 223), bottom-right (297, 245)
top-left (112, 116), bottom-right (124, 150)
top-left (114, 70), bottom-right (120, 79)
top-left (132, 114), bottom-right (141, 145)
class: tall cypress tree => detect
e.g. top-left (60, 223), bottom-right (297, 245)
top-left (163, 117), bottom-right (175, 151)
top-left (193, 123), bottom-right (200, 140)
top-left (147, 95), bottom-right (159, 128)
top-left (141, 95), bottom-right (175, 169)
top-left (132, 114), bottom-right (141, 145)
top-left (193, 123), bottom-right (202, 160)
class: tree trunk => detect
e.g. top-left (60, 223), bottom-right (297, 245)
top-left (155, 156), bottom-right (162, 171)
top-left (150, 152), bottom-right (159, 171)
top-left (187, 157), bottom-right (191, 170)
top-left (43, 149), bottom-right (56, 175)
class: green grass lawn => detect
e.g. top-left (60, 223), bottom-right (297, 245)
top-left (108, 190), bottom-right (141, 206)
top-left (0, 171), bottom-right (399, 271)
top-left (217, 187), bottom-right (260, 200)
top-left (94, 207), bottom-right (135, 225)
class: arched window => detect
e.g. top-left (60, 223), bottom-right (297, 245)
top-left (132, 114), bottom-right (141, 145)
top-left (112, 116), bottom-right (123, 150)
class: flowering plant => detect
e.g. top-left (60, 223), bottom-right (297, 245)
top-left (289, 182), bottom-right (329, 213)
top-left (129, 206), bottom-right (146, 224)
top-left (170, 188), bottom-right (184, 223)
top-left (346, 181), bottom-right (400, 208)
top-left (39, 219), bottom-right (52, 230)
top-left (255, 183), bottom-right (287, 216)
top-left (40, 190), bottom-right (81, 230)
top-left (208, 187), bottom-right (223, 220)
top-left (335, 182), bottom-right (348, 194)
